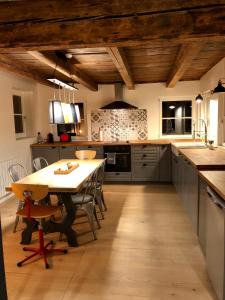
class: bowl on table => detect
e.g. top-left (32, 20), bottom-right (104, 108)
top-left (75, 150), bottom-right (96, 160)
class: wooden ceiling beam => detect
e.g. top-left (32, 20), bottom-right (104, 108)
top-left (28, 51), bottom-right (98, 91)
top-left (107, 47), bottom-right (134, 89)
top-left (0, 1), bottom-right (224, 50)
top-left (166, 42), bottom-right (204, 88)
top-left (0, 54), bottom-right (57, 88)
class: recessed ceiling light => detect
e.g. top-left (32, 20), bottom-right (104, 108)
top-left (169, 105), bottom-right (175, 109)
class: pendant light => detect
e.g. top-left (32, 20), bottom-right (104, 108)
top-left (49, 81), bottom-right (64, 124)
top-left (75, 104), bottom-right (81, 123)
top-left (70, 90), bottom-right (78, 123)
top-left (61, 87), bottom-right (74, 123)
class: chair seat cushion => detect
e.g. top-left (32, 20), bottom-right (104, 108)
top-left (17, 205), bottom-right (60, 219)
top-left (71, 194), bottom-right (93, 204)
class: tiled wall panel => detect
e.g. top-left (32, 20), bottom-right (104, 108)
top-left (91, 109), bottom-right (148, 141)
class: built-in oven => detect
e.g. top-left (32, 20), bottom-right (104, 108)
top-left (104, 145), bottom-right (131, 172)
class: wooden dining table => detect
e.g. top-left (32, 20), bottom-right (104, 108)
top-left (6, 159), bottom-right (104, 247)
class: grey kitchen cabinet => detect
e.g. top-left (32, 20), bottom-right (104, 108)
top-left (198, 178), bottom-right (207, 256)
top-left (131, 145), bottom-right (159, 181)
top-left (159, 145), bottom-right (171, 182)
top-left (104, 172), bottom-right (132, 182)
top-left (172, 153), bottom-right (183, 194)
top-left (76, 145), bottom-right (104, 159)
top-left (59, 146), bottom-right (76, 159)
top-left (205, 186), bottom-right (225, 300)
top-left (174, 155), bottom-right (199, 233)
top-left (172, 153), bottom-right (179, 191)
top-left (183, 158), bottom-right (199, 233)
top-left (31, 146), bottom-right (60, 165)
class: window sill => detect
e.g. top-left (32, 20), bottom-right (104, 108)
top-left (160, 135), bottom-right (193, 139)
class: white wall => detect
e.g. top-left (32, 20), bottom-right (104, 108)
top-left (36, 81), bottom-right (200, 140)
top-left (200, 58), bottom-right (225, 145)
top-left (0, 70), bottom-right (37, 172)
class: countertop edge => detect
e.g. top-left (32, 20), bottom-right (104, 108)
top-left (30, 139), bottom-right (199, 147)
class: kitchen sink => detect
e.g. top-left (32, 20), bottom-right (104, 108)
top-left (172, 142), bottom-right (208, 156)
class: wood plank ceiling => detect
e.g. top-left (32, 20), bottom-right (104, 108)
top-left (0, 0), bottom-right (225, 90)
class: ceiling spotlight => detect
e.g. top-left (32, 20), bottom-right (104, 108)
top-left (169, 105), bottom-right (175, 109)
top-left (65, 53), bottom-right (73, 59)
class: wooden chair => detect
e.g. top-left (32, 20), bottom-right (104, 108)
top-left (33, 157), bottom-right (48, 171)
top-left (11, 183), bottom-right (67, 269)
top-left (75, 150), bottom-right (96, 160)
top-left (8, 163), bottom-right (27, 233)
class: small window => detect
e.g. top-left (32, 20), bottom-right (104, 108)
top-left (13, 94), bottom-right (26, 138)
top-left (161, 100), bottom-right (192, 136)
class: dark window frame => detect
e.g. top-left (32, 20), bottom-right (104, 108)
top-left (161, 99), bottom-right (193, 136)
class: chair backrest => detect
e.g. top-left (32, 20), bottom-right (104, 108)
top-left (75, 150), bottom-right (96, 160)
top-left (96, 159), bottom-right (106, 185)
top-left (11, 183), bottom-right (49, 202)
top-left (8, 163), bottom-right (27, 182)
top-left (33, 157), bottom-right (48, 171)
top-left (80, 169), bottom-right (98, 202)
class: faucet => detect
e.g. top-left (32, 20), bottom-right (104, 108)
top-left (192, 119), bottom-right (208, 145)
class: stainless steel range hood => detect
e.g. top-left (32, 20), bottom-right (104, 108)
top-left (100, 83), bottom-right (137, 109)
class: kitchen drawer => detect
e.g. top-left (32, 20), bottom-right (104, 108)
top-left (132, 153), bottom-right (158, 162)
top-left (59, 146), bottom-right (76, 159)
top-left (104, 172), bottom-right (131, 182)
top-left (132, 145), bottom-right (159, 153)
top-left (132, 164), bottom-right (159, 181)
top-left (76, 145), bottom-right (103, 158)
top-left (32, 146), bottom-right (60, 165)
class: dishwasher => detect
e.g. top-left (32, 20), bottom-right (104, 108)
top-left (206, 186), bottom-right (225, 300)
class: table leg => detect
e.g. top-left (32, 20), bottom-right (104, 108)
top-left (20, 194), bottom-right (78, 247)
top-left (43, 193), bottom-right (78, 247)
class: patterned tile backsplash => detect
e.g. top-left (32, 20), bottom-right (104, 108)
top-left (91, 109), bottom-right (148, 141)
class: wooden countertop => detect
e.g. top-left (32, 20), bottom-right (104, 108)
top-left (199, 170), bottom-right (225, 200)
top-left (31, 139), bottom-right (198, 147)
top-left (178, 148), bottom-right (225, 170)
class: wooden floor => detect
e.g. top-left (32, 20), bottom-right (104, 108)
top-left (1, 184), bottom-right (217, 300)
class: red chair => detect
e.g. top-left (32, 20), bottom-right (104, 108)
top-left (11, 183), bottom-right (67, 269)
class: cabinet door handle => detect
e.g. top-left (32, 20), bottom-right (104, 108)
top-left (185, 159), bottom-right (190, 165)
top-left (143, 145), bottom-right (147, 148)
top-left (51, 147), bottom-right (56, 149)
top-left (142, 154), bottom-right (146, 158)
top-left (143, 163), bottom-right (147, 167)
top-left (61, 146), bottom-right (66, 149)
top-left (88, 146), bottom-right (92, 149)
top-left (207, 186), bottom-right (225, 210)
top-left (115, 172), bottom-right (120, 175)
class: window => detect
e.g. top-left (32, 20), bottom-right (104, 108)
top-left (13, 94), bottom-right (26, 138)
top-left (161, 100), bottom-right (192, 136)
